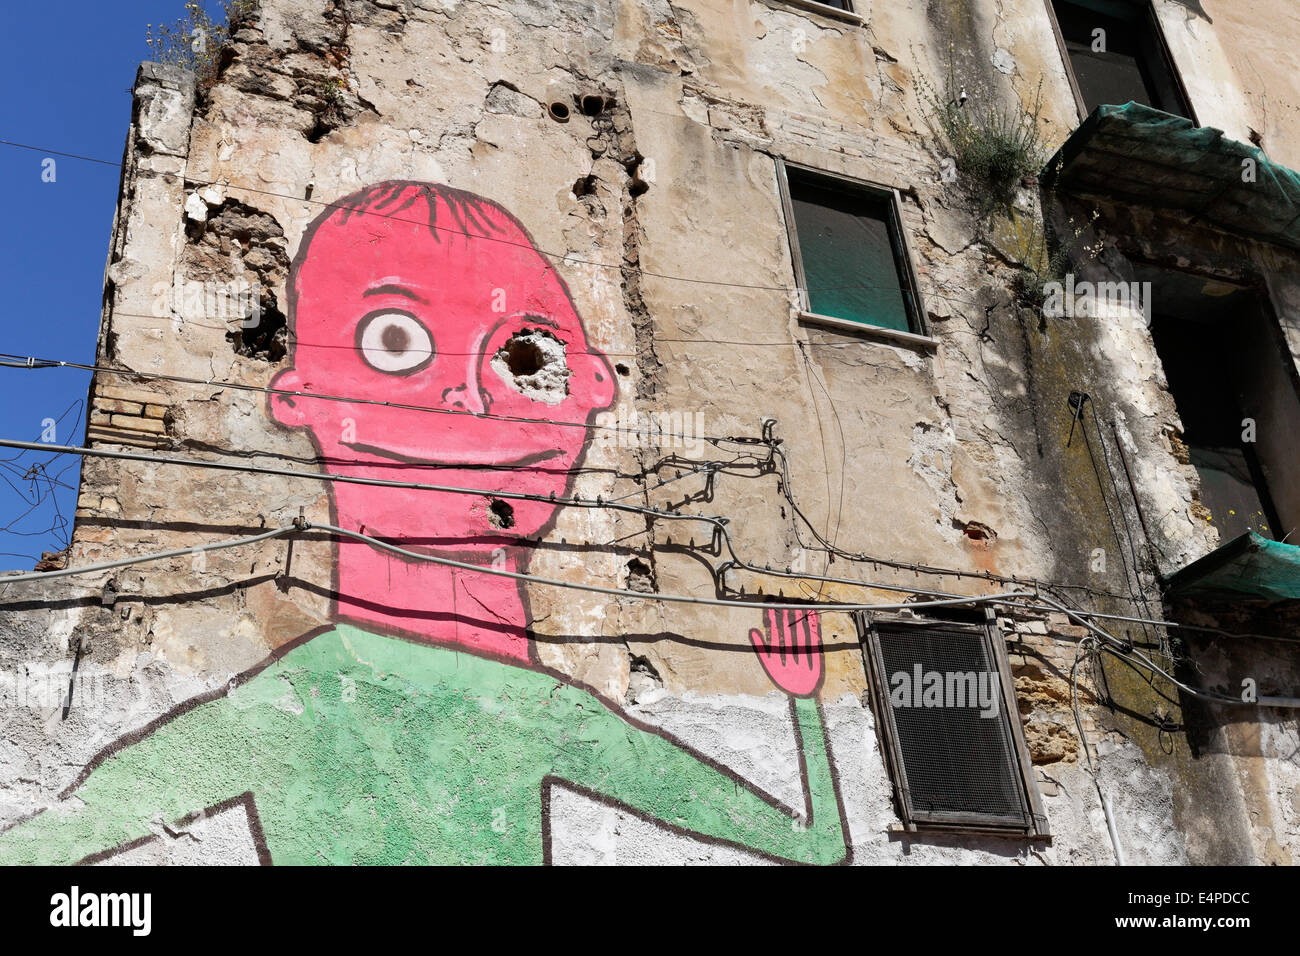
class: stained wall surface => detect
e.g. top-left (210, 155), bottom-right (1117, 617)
top-left (1, 0), bottom-right (1297, 865)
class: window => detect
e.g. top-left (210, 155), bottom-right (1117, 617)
top-left (856, 611), bottom-right (1047, 835)
top-left (1046, 0), bottom-right (1193, 120)
top-left (778, 163), bottom-right (927, 336)
top-left (784, 0), bottom-right (855, 12)
top-left (1138, 264), bottom-right (1299, 543)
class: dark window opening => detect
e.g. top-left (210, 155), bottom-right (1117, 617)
top-left (811, 0), bottom-right (852, 9)
top-left (783, 166), bottom-right (922, 334)
top-left (856, 614), bottom-right (1045, 835)
top-left (1140, 265), bottom-right (1300, 543)
top-left (1049, 0), bottom-right (1192, 118)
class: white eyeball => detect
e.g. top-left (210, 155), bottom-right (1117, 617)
top-left (357, 311), bottom-right (434, 374)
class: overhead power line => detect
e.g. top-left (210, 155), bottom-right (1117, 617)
top-left (0, 351), bottom-right (753, 448)
top-left (0, 438), bottom-right (718, 523)
top-left (3, 518), bottom-right (1294, 708)
top-left (0, 137), bottom-right (989, 313)
top-left (3, 435), bottom-right (1279, 645)
top-left (0, 509), bottom-right (1031, 612)
top-left (0, 346), bottom-right (1154, 605)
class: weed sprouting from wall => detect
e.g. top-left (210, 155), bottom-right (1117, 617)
top-left (1007, 176), bottom-right (1102, 311)
top-left (916, 48), bottom-right (1101, 311)
top-left (917, 48), bottom-right (1049, 214)
top-left (145, 1), bottom-right (252, 88)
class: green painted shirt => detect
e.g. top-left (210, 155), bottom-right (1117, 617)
top-left (1, 625), bottom-right (846, 865)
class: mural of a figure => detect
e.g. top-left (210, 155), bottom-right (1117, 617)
top-left (0, 182), bottom-right (850, 865)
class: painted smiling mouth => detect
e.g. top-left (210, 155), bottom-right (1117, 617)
top-left (341, 441), bottom-right (565, 468)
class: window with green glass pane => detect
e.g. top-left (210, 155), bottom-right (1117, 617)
top-left (787, 171), bottom-right (917, 333)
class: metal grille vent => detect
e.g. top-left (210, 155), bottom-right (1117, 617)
top-left (872, 621), bottom-right (1029, 826)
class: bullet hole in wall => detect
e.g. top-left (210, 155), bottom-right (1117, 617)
top-left (501, 335), bottom-right (547, 376)
top-left (573, 174), bottom-right (598, 199)
top-left (615, 363), bottom-right (630, 376)
top-left (548, 100), bottom-right (571, 123)
top-left (491, 328), bottom-right (571, 404)
top-left (488, 499), bottom-right (515, 529)
top-left (625, 556), bottom-right (656, 593)
top-left (624, 153), bottom-right (650, 198)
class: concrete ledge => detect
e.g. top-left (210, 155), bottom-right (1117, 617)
top-left (757, 0), bottom-right (867, 27)
top-left (797, 310), bottom-right (939, 351)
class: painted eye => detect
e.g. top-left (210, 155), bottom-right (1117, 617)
top-left (356, 311), bottom-right (434, 374)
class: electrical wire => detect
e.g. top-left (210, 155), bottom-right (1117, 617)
top-left (4, 425), bottom-right (1280, 646)
top-left (6, 516), bottom-right (1296, 709)
top-left (0, 400), bottom-right (85, 553)
top-left (0, 513), bottom-right (1034, 613)
top-left (1, 355), bottom-right (1157, 603)
top-left (0, 352), bottom-right (1168, 611)
top-left (0, 438), bottom-right (724, 524)
top-left (762, 435), bottom-right (1136, 602)
top-left (0, 434), bottom-right (1287, 656)
top-left (1078, 397), bottom-right (1163, 648)
top-left (0, 526), bottom-right (294, 584)
top-left (0, 138), bottom-right (990, 315)
top-left (1070, 634), bottom-right (1125, 865)
top-left (0, 350), bottom-right (752, 449)
top-left (0, 434), bottom-right (1156, 610)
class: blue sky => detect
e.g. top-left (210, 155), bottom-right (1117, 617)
top-left (0, 2), bottom-right (223, 569)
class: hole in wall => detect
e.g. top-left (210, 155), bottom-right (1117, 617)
top-left (548, 101), bottom-right (571, 123)
top-left (957, 519), bottom-right (997, 542)
top-left (226, 301), bottom-right (288, 362)
top-left (488, 499), bottom-right (515, 529)
top-left (625, 652), bottom-right (664, 706)
top-left (502, 337), bottom-right (546, 377)
top-left (624, 152), bottom-right (650, 198)
top-left (625, 556), bottom-right (656, 593)
top-left (490, 328), bottom-right (570, 404)
top-left (184, 197), bottom-right (291, 364)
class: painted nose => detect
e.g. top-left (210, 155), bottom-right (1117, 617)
top-left (441, 380), bottom-right (486, 414)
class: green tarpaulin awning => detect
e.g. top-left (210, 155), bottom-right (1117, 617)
top-left (1043, 103), bottom-right (1300, 254)
top-left (1166, 532), bottom-right (1300, 603)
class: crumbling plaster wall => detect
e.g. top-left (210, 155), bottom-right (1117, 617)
top-left (1053, 191), bottom-right (1300, 865)
top-left (3, 0), bottom-right (1295, 864)
top-left (1163, 0), bottom-right (1300, 167)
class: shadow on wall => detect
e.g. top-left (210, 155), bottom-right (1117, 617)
top-left (1166, 0), bottom-right (1212, 22)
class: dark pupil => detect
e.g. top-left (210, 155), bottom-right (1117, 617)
top-left (381, 323), bottom-right (410, 354)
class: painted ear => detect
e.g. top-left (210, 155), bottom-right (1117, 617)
top-left (269, 368), bottom-right (309, 428)
top-left (581, 353), bottom-right (617, 412)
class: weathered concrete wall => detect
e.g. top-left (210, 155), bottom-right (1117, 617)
top-left (1, 0), bottom-right (1295, 865)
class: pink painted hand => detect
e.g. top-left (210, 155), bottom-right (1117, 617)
top-left (749, 608), bottom-right (823, 698)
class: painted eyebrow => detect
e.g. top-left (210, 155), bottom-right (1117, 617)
top-left (362, 283), bottom-right (429, 304)
top-left (520, 313), bottom-right (560, 329)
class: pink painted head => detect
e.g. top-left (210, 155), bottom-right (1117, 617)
top-left (270, 182), bottom-right (616, 552)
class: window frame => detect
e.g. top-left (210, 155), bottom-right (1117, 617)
top-left (776, 159), bottom-right (931, 340)
top-left (769, 0), bottom-right (863, 26)
top-left (1044, 0), bottom-right (1197, 124)
top-left (854, 608), bottom-right (1049, 838)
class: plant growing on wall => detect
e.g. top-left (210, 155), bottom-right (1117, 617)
top-left (917, 50), bottom-right (1100, 311)
top-left (918, 50), bottom-right (1049, 214)
top-left (145, 1), bottom-right (252, 87)
top-left (1005, 187), bottom-right (1102, 310)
